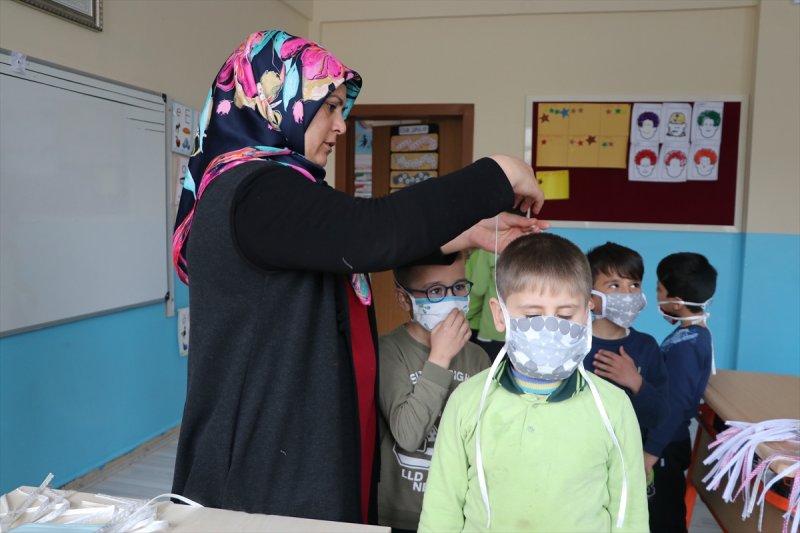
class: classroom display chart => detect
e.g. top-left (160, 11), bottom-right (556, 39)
top-left (354, 121), bottom-right (373, 198)
top-left (535, 103), bottom-right (630, 168)
top-left (529, 100), bottom-right (742, 226)
top-left (389, 124), bottom-right (439, 190)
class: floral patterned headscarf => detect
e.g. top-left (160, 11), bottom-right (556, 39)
top-left (173, 30), bottom-right (367, 300)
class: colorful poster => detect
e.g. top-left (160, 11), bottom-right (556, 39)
top-left (536, 170), bottom-right (570, 200)
top-left (536, 103), bottom-right (630, 168)
top-left (172, 155), bottom-right (189, 210)
top-left (630, 103), bottom-right (663, 144)
top-left (390, 133), bottom-right (438, 152)
top-left (688, 142), bottom-right (721, 181)
top-left (660, 103), bottom-right (692, 144)
top-left (391, 152), bottom-right (438, 170)
top-left (172, 102), bottom-right (194, 156)
top-left (354, 121), bottom-right (372, 198)
top-left (390, 170), bottom-right (438, 188)
top-left (658, 143), bottom-right (690, 182)
top-left (691, 102), bottom-right (724, 143)
top-left (628, 144), bottom-right (660, 181)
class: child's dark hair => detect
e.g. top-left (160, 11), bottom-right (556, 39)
top-left (496, 233), bottom-right (591, 302)
top-left (657, 252), bottom-right (717, 312)
top-left (394, 251), bottom-right (467, 289)
top-left (586, 242), bottom-right (644, 282)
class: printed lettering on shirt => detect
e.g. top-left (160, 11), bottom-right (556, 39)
top-left (393, 425), bottom-right (437, 493)
top-left (662, 328), bottom-right (699, 350)
top-left (409, 369), bottom-right (471, 385)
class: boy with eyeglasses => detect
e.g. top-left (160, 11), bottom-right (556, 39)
top-left (377, 251), bottom-right (490, 532)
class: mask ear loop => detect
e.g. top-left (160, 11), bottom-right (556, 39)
top-left (473, 215), bottom-right (511, 529)
top-left (591, 290), bottom-right (607, 319)
top-left (578, 366), bottom-right (629, 528)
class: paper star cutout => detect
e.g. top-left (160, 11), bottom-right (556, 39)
top-left (586, 136), bottom-right (596, 145)
top-left (569, 139), bottom-right (575, 144)
top-left (602, 142), bottom-right (608, 147)
top-left (541, 139), bottom-right (547, 145)
top-left (615, 108), bottom-right (622, 114)
top-left (578, 107), bottom-right (583, 113)
top-left (609, 141), bottom-right (614, 146)
top-left (578, 140), bottom-right (584, 146)
top-left (561, 108), bottom-right (569, 118)
top-left (606, 109), bottom-right (611, 114)
top-left (539, 113), bottom-right (550, 123)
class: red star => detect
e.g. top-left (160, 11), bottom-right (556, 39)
top-left (539, 113), bottom-right (549, 123)
top-left (586, 136), bottom-right (596, 145)
top-left (606, 109), bottom-right (611, 114)
top-left (578, 140), bottom-right (584, 146)
top-left (571, 108), bottom-right (576, 113)
top-left (609, 141), bottom-right (614, 146)
top-left (541, 139), bottom-right (547, 145)
top-left (569, 139), bottom-right (575, 144)
top-left (578, 108), bottom-right (583, 113)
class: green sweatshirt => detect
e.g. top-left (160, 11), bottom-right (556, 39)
top-left (419, 363), bottom-right (649, 532)
top-left (378, 326), bottom-right (490, 530)
top-left (465, 249), bottom-right (504, 342)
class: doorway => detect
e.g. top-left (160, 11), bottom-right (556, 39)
top-left (335, 104), bottom-right (474, 335)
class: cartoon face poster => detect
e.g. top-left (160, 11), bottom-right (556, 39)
top-left (630, 103), bottom-right (663, 144)
top-left (691, 102), bottom-right (724, 143)
top-left (658, 143), bottom-right (690, 182)
top-left (689, 142), bottom-right (721, 181)
top-left (628, 144), bottom-right (660, 181)
top-left (660, 103), bottom-right (692, 144)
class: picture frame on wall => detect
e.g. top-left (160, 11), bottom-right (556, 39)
top-left (14, 0), bottom-right (102, 31)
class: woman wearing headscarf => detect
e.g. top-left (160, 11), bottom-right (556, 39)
top-left (171, 30), bottom-right (545, 525)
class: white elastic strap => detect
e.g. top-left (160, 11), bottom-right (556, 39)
top-left (578, 367), bottom-right (628, 528)
top-left (0, 472), bottom-right (54, 532)
top-left (475, 343), bottom-right (509, 530)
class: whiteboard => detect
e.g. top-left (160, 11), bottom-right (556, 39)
top-left (0, 51), bottom-right (168, 335)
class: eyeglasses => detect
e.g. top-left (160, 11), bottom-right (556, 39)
top-left (401, 280), bottom-right (474, 303)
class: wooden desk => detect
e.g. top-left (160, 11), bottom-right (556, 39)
top-left (3, 487), bottom-right (390, 532)
top-left (688, 370), bottom-right (800, 533)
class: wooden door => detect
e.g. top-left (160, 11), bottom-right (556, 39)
top-left (335, 105), bottom-right (474, 335)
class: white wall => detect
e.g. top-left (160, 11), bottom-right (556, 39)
top-left (0, 0), bottom-right (311, 110)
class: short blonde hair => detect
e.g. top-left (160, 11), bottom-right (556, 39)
top-left (496, 233), bottom-right (592, 303)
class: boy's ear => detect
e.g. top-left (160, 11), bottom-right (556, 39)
top-left (488, 297), bottom-right (507, 333)
top-left (394, 286), bottom-right (412, 313)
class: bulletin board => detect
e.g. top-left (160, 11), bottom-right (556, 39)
top-left (525, 97), bottom-right (746, 229)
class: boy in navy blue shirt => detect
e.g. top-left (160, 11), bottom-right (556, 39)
top-left (645, 252), bottom-right (717, 533)
top-left (583, 243), bottom-right (669, 483)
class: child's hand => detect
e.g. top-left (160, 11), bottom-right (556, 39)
top-left (592, 346), bottom-right (643, 394)
top-left (428, 308), bottom-right (472, 369)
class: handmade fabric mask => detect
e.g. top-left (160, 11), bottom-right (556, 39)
top-left (409, 296), bottom-right (469, 331)
top-left (499, 301), bottom-right (592, 381)
top-left (592, 290), bottom-right (647, 329)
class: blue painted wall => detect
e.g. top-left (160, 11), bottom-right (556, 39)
top-left (0, 276), bottom-right (189, 494)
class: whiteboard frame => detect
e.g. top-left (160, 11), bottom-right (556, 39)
top-left (0, 49), bottom-right (172, 336)
top-left (524, 94), bottom-right (749, 233)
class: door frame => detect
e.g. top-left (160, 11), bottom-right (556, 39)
top-left (334, 103), bottom-right (474, 193)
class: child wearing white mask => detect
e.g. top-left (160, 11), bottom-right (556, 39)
top-left (419, 233), bottom-right (648, 532)
top-left (378, 252), bottom-right (490, 532)
top-left (583, 242), bottom-right (669, 493)
top-left (646, 252), bottom-right (717, 533)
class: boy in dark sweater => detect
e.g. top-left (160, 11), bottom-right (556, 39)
top-left (583, 243), bottom-right (669, 487)
top-left (645, 252), bottom-right (717, 533)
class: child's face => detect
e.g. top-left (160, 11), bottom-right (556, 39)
top-left (490, 285), bottom-right (590, 333)
top-left (590, 271), bottom-right (641, 309)
top-left (394, 258), bottom-right (468, 312)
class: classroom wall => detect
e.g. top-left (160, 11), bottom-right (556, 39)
top-left (1, 0), bottom-right (797, 495)
top-left (0, 0), bottom-right (310, 493)
top-left (313, 0), bottom-right (800, 376)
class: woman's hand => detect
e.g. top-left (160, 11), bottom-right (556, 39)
top-left (488, 155), bottom-right (544, 215)
top-left (442, 213), bottom-right (550, 255)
